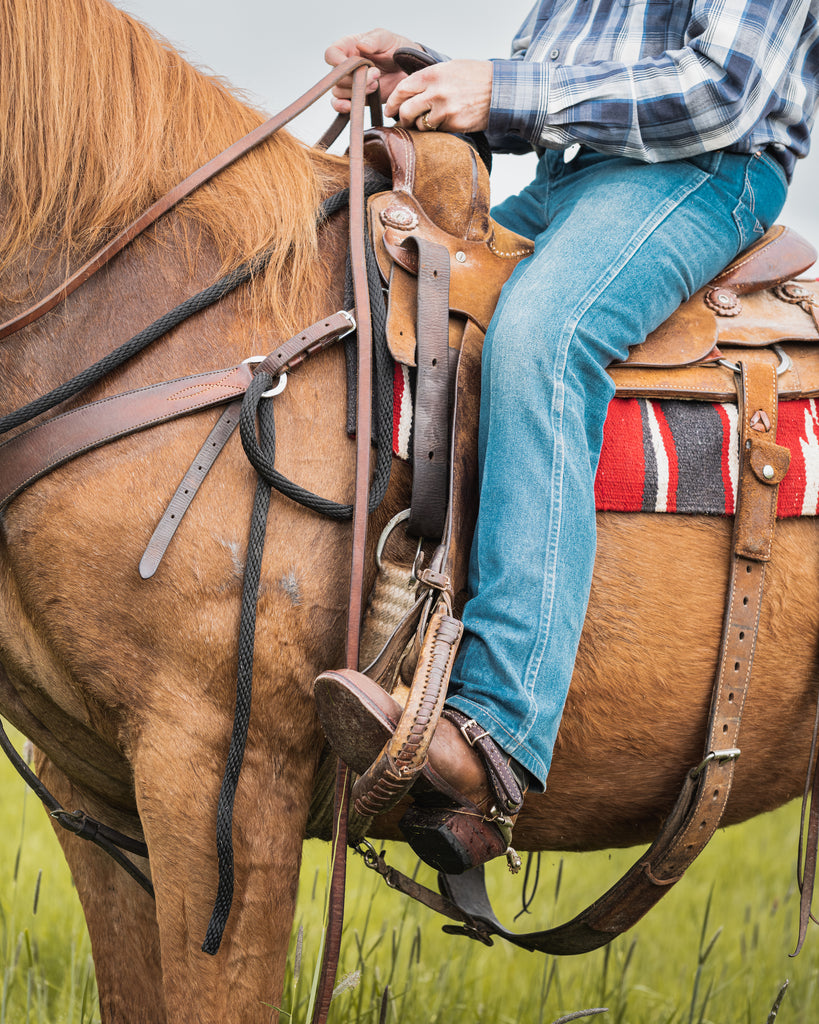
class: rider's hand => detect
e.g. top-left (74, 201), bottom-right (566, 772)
top-left (384, 59), bottom-right (494, 133)
top-left (324, 28), bottom-right (417, 114)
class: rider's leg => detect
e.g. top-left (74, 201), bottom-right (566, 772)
top-left (314, 147), bottom-right (788, 873)
top-left (446, 148), bottom-right (788, 790)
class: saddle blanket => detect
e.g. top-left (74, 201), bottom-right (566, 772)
top-left (392, 365), bottom-right (819, 517)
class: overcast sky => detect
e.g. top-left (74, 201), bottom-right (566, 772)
top-left (118, 0), bottom-right (819, 260)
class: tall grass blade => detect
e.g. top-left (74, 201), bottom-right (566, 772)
top-left (765, 979), bottom-right (789, 1022)
top-left (378, 985), bottom-right (390, 1024)
top-left (552, 1009), bottom-right (608, 1023)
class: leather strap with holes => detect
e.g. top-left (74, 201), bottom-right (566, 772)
top-left (405, 236), bottom-right (451, 539)
top-left (139, 402), bottom-right (243, 578)
top-left (0, 310), bottom-right (355, 512)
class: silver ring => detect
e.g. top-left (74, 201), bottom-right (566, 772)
top-left (242, 357), bottom-right (288, 398)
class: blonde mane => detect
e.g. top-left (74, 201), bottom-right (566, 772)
top-left (0, 0), bottom-right (340, 329)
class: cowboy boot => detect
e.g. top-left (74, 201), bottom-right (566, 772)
top-left (314, 669), bottom-right (527, 874)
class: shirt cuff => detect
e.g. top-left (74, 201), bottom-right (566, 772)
top-left (488, 58), bottom-right (550, 144)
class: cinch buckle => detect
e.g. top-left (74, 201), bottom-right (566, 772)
top-left (690, 748), bottom-right (741, 779)
top-left (459, 718), bottom-right (489, 747)
top-left (718, 344), bottom-right (792, 377)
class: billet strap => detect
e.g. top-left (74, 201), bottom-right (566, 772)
top-left (0, 58), bottom-right (374, 342)
top-left (139, 402), bottom-right (242, 578)
top-left (406, 236), bottom-right (452, 540)
top-left (364, 358), bottom-right (791, 955)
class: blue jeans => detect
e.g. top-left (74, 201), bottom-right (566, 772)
top-left (446, 148), bottom-right (788, 790)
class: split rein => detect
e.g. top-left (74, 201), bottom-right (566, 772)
top-left (0, 59), bottom-right (392, 1005)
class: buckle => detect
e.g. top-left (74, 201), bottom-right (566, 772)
top-left (459, 718), bottom-right (489, 747)
top-left (241, 356), bottom-right (288, 398)
top-left (339, 309), bottom-right (357, 336)
top-left (690, 748), bottom-right (741, 779)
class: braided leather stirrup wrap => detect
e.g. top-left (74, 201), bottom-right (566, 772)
top-left (352, 603), bottom-right (463, 817)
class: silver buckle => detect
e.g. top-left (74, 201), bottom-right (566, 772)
top-left (459, 718), bottom-right (489, 747)
top-left (339, 309), bottom-right (357, 336)
top-left (717, 344), bottom-right (792, 377)
top-left (241, 356), bottom-right (288, 398)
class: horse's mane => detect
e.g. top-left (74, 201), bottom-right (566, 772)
top-left (0, 0), bottom-right (340, 329)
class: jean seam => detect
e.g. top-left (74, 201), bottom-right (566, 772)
top-left (731, 161), bottom-right (761, 250)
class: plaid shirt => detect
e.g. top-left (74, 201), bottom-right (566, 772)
top-left (477, 0), bottom-right (819, 177)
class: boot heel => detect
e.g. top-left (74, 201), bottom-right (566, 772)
top-left (399, 801), bottom-right (508, 875)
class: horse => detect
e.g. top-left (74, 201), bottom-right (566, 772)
top-left (1, 0), bottom-right (818, 1021)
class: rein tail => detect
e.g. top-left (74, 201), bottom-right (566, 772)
top-left (309, 65), bottom-right (373, 1024)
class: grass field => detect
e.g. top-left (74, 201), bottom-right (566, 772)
top-left (1, 723), bottom-right (818, 1023)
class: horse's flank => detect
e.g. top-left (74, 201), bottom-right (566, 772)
top-left (0, 0), bottom-right (344, 334)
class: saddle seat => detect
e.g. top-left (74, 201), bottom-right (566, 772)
top-left (365, 126), bottom-right (819, 404)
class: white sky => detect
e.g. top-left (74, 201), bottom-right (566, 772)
top-left (118, 0), bottom-right (819, 261)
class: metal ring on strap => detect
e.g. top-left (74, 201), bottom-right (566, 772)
top-left (242, 356), bottom-right (288, 397)
top-left (718, 343), bottom-right (792, 377)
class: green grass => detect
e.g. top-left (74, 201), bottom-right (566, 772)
top-left (2, 720), bottom-right (819, 1023)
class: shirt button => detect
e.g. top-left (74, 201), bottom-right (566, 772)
top-left (550, 49), bottom-right (560, 60)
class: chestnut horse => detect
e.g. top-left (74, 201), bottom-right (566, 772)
top-left (1, 0), bottom-right (818, 1021)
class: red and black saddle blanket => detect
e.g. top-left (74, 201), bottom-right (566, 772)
top-left (392, 365), bottom-right (819, 518)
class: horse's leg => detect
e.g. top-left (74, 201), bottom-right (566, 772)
top-left (130, 705), bottom-right (319, 1024)
top-left (36, 756), bottom-right (166, 1024)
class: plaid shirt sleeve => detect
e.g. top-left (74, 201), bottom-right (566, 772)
top-left (487, 0), bottom-right (819, 165)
